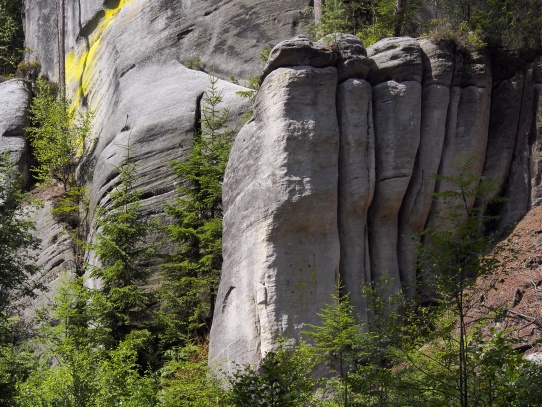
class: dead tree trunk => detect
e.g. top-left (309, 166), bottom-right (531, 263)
top-left (393, 0), bottom-right (408, 36)
top-left (314, 0), bottom-right (322, 24)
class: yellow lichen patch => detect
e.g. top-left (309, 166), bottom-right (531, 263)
top-left (65, 0), bottom-right (135, 110)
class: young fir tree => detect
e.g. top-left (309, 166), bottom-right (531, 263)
top-left (89, 138), bottom-right (154, 345)
top-left (304, 284), bottom-right (363, 407)
top-left (160, 74), bottom-right (233, 344)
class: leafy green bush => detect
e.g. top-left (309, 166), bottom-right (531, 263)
top-left (159, 343), bottom-right (227, 407)
top-left (27, 77), bottom-right (93, 190)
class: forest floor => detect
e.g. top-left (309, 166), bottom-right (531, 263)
top-left (474, 204), bottom-right (542, 357)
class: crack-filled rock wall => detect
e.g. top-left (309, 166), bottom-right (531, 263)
top-left (210, 35), bottom-right (542, 372)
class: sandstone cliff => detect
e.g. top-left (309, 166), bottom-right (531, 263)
top-left (0, 0), bottom-right (540, 378)
top-left (209, 34), bottom-right (542, 373)
top-left (9, 0), bottom-right (311, 302)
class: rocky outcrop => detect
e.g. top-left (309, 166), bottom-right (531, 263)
top-left (0, 79), bottom-right (31, 183)
top-left (209, 65), bottom-right (340, 372)
top-left (210, 35), bottom-right (542, 373)
top-left (22, 0), bottom-right (295, 275)
top-left (22, 199), bottom-right (76, 322)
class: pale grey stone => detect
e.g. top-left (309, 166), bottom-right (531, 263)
top-left (319, 33), bottom-right (370, 82)
top-left (398, 84), bottom-right (449, 300)
top-left (210, 66), bottom-right (340, 373)
top-left (0, 79), bottom-right (31, 182)
top-left (369, 80), bottom-right (422, 299)
top-left (500, 66), bottom-right (534, 229)
top-left (337, 78), bottom-right (374, 320)
top-left (22, 201), bottom-right (76, 322)
top-left (25, 0), bottom-right (313, 83)
top-left (483, 71), bottom-right (526, 194)
top-left (261, 35), bottom-right (337, 82)
top-left (418, 38), bottom-right (454, 87)
top-left (367, 37), bottom-right (423, 84)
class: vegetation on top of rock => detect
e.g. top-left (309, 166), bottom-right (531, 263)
top-left (314, 0), bottom-right (542, 51)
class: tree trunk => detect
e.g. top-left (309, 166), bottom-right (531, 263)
top-left (314, 0), bottom-right (322, 24)
top-left (393, 0), bottom-right (408, 36)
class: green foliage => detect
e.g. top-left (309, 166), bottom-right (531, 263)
top-left (185, 56), bottom-right (204, 71)
top-left (473, 0), bottom-right (542, 50)
top-left (312, 0), bottom-right (422, 46)
top-left (27, 77), bottom-right (93, 190)
top-left (428, 0), bottom-right (541, 51)
top-left (0, 0), bottom-right (24, 76)
top-left (52, 186), bottom-right (88, 274)
top-left (313, 0), bottom-right (351, 40)
top-left (160, 73), bottom-right (233, 344)
top-left (304, 285), bottom-right (363, 406)
top-left (0, 152), bottom-right (42, 406)
top-left (16, 60), bottom-right (41, 81)
top-left (228, 340), bottom-right (316, 407)
top-left (89, 142), bottom-right (155, 344)
top-left (16, 280), bottom-right (158, 407)
top-left (159, 343), bottom-right (227, 407)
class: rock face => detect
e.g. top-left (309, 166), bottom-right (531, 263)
top-left (5, 0), bottom-right (542, 381)
top-left (20, 0), bottom-right (313, 279)
top-left (0, 79), bottom-right (31, 183)
top-left (209, 65), bottom-right (340, 372)
top-left (210, 35), bottom-right (542, 373)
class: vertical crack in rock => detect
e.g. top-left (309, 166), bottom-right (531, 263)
top-left (367, 37), bottom-right (422, 300)
top-left (501, 60), bottom-right (536, 227)
top-left (428, 47), bottom-right (492, 246)
top-left (337, 78), bottom-right (374, 321)
top-left (530, 57), bottom-right (542, 206)
top-left (398, 39), bottom-right (453, 300)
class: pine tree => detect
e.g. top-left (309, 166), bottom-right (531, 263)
top-left (304, 284), bottom-right (363, 407)
top-left (160, 73), bottom-right (233, 344)
top-left (0, 152), bottom-right (42, 405)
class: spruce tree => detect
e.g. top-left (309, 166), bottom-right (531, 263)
top-left (89, 139), bottom-right (154, 344)
top-left (160, 73), bottom-right (233, 344)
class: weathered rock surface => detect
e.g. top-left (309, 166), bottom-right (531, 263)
top-left (0, 79), bottom-right (31, 182)
top-left (25, 0), bottom-right (313, 85)
top-left (209, 65), bottom-right (340, 372)
top-left (11, 0), bottom-right (542, 379)
top-left (367, 37), bottom-right (423, 84)
top-left (22, 200), bottom-right (76, 321)
top-left (262, 35), bottom-right (337, 82)
top-left (320, 34), bottom-right (371, 82)
top-left (23, 0), bottom-right (259, 276)
top-left (337, 78), bottom-right (374, 317)
top-left (211, 36), bottom-right (542, 373)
